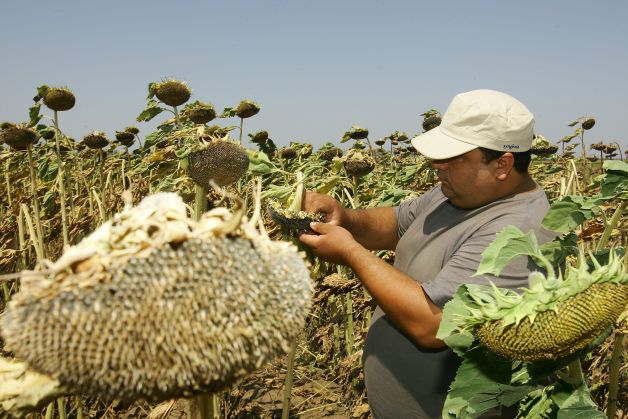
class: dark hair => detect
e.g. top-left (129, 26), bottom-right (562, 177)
top-left (478, 147), bottom-right (531, 173)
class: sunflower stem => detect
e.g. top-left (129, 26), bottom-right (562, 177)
top-left (352, 176), bottom-right (360, 208)
top-left (53, 110), bottom-right (69, 247)
top-left (288, 171), bottom-right (305, 213)
top-left (44, 402), bottom-right (54, 419)
top-left (596, 201), bottom-right (626, 252)
top-left (76, 397), bottom-right (83, 419)
top-left (4, 158), bottom-right (11, 208)
top-left (56, 397), bottom-right (66, 419)
top-left (567, 359), bottom-right (585, 388)
top-left (606, 331), bottom-right (624, 419)
top-left (238, 117), bottom-right (244, 145)
top-left (17, 206), bottom-right (27, 271)
top-left (345, 292), bottom-right (355, 355)
top-left (26, 145), bottom-right (45, 256)
top-left (579, 129), bottom-right (588, 191)
top-left (98, 149), bottom-right (105, 212)
top-left (281, 339), bottom-right (297, 419)
top-left (173, 105), bottom-right (181, 127)
top-left (21, 203), bottom-right (44, 262)
top-left (194, 184), bottom-right (208, 221)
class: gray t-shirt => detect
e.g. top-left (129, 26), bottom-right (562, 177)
top-left (363, 184), bottom-right (555, 419)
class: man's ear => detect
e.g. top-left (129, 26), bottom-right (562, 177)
top-left (496, 153), bottom-right (514, 180)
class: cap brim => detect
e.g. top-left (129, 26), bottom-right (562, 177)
top-left (411, 127), bottom-right (477, 160)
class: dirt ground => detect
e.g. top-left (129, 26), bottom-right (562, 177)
top-left (69, 357), bottom-right (366, 419)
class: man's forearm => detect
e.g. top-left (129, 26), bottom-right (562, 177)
top-left (344, 207), bottom-right (398, 251)
top-left (344, 245), bottom-right (445, 349)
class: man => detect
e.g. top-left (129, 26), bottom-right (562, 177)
top-left (299, 89), bottom-right (556, 418)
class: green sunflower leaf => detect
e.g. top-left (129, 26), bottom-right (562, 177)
top-left (136, 99), bottom-right (164, 122)
top-left (475, 226), bottom-right (550, 277)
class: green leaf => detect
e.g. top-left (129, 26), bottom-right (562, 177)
top-left (42, 189), bottom-right (58, 217)
top-left (315, 175), bottom-right (342, 195)
top-left (586, 248), bottom-right (625, 270)
top-left (378, 188), bottom-right (410, 206)
top-left (34, 84), bottom-right (49, 102)
top-left (136, 99), bottom-right (164, 122)
top-left (542, 196), bottom-right (604, 233)
top-left (220, 107), bottom-right (237, 118)
top-left (261, 184), bottom-right (292, 202)
top-left (600, 160), bottom-right (628, 199)
top-left (175, 147), bottom-right (191, 159)
top-left (437, 285), bottom-right (476, 355)
top-left (143, 126), bottom-right (173, 149)
top-left (517, 386), bottom-right (556, 418)
top-left (603, 159), bottom-right (628, 174)
top-left (540, 233), bottom-right (578, 267)
top-left (543, 200), bottom-right (585, 232)
top-left (38, 158), bottom-right (58, 182)
top-left (544, 166), bottom-right (563, 174)
top-left (246, 150), bottom-right (276, 176)
top-left (147, 82), bottom-right (157, 99)
top-left (475, 226), bottom-right (548, 277)
top-left (28, 103), bottom-right (42, 127)
top-left (442, 348), bottom-right (535, 418)
top-left (398, 163), bottom-right (423, 185)
top-left (257, 138), bottom-right (277, 155)
top-left (551, 381), bottom-right (604, 419)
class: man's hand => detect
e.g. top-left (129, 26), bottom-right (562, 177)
top-left (302, 191), bottom-right (346, 226)
top-left (300, 222), bottom-right (445, 349)
top-left (299, 222), bottom-right (363, 265)
top-left (303, 191), bottom-right (398, 251)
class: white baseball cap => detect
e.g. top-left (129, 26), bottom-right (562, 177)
top-left (411, 89), bottom-right (535, 160)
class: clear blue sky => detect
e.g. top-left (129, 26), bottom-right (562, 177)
top-left (2, 1), bottom-right (627, 154)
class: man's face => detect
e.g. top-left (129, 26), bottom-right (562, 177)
top-left (430, 149), bottom-right (499, 209)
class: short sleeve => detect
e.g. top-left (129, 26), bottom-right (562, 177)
top-left (395, 187), bottom-right (439, 238)
top-left (421, 220), bottom-right (535, 308)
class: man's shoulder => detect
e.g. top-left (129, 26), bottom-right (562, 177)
top-left (471, 186), bottom-right (555, 240)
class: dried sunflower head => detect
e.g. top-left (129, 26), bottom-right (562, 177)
top-left (1, 190), bottom-right (313, 402)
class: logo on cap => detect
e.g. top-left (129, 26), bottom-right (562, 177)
top-left (503, 144), bottom-right (520, 150)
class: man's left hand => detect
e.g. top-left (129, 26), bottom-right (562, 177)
top-left (299, 222), bottom-right (363, 266)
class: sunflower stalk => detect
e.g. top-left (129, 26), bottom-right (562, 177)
top-left (91, 188), bottom-right (106, 223)
top-left (53, 110), bottom-right (70, 247)
top-left (195, 394), bottom-right (219, 419)
top-left (194, 184), bottom-right (208, 221)
top-left (579, 129), bottom-right (588, 190)
top-left (345, 292), bottom-right (355, 356)
top-left (76, 398), bottom-right (83, 419)
top-left (17, 206), bottom-right (27, 270)
top-left (173, 105), bottom-right (181, 127)
top-left (4, 158), bottom-right (11, 208)
top-left (595, 201), bottom-right (626, 252)
top-left (20, 204), bottom-right (44, 262)
top-left (288, 171), bottom-right (305, 213)
top-left (567, 359), bottom-right (585, 388)
top-left (121, 158), bottom-right (126, 191)
top-left (26, 145), bottom-right (45, 256)
top-left (606, 332), bottom-right (624, 418)
top-left (281, 339), bottom-right (298, 419)
top-left (57, 397), bottom-right (67, 419)
top-left (98, 149), bottom-right (105, 206)
top-left (352, 176), bottom-right (360, 208)
top-left (1, 282), bottom-right (9, 305)
top-left (238, 117), bottom-right (244, 145)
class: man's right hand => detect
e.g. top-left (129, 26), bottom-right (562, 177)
top-left (302, 191), bottom-right (347, 227)
top-left (302, 190), bottom-right (398, 251)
